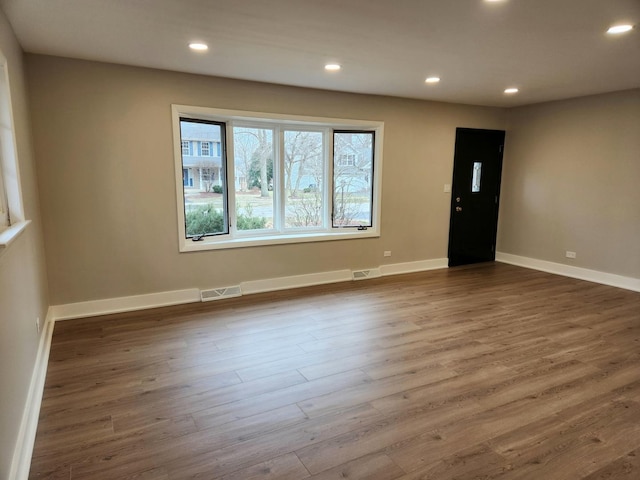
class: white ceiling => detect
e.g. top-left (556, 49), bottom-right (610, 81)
top-left (1, 0), bottom-right (638, 107)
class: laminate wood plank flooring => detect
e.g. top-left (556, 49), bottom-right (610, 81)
top-left (29, 263), bottom-right (640, 479)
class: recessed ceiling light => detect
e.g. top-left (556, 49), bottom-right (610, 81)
top-left (607, 24), bottom-right (634, 34)
top-left (504, 88), bottom-right (519, 94)
top-left (325, 64), bottom-right (341, 71)
top-left (189, 43), bottom-right (209, 51)
top-left (425, 77), bottom-right (440, 84)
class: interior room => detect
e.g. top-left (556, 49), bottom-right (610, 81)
top-left (0, 1), bottom-right (638, 479)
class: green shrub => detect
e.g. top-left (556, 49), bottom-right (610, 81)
top-left (212, 185), bottom-right (223, 194)
top-left (236, 203), bottom-right (267, 230)
top-left (186, 203), bottom-right (267, 235)
top-left (237, 213), bottom-right (267, 230)
top-left (185, 204), bottom-right (224, 236)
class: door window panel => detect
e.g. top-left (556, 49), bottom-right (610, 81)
top-left (472, 161), bottom-right (482, 193)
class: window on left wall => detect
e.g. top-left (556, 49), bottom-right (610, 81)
top-left (0, 72), bottom-right (10, 230)
top-left (0, 56), bottom-right (25, 239)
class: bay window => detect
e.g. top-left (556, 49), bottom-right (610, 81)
top-left (172, 105), bottom-right (383, 251)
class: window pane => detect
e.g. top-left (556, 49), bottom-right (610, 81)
top-left (472, 162), bottom-right (482, 193)
top-left (333, 131), bottom-right (374, 227)
top-left (284, 130), bottom-right (324, 228)
top-left (180, 119), bottom-right (228, 237)
top-left (233, 127), bottom-right (274, 231)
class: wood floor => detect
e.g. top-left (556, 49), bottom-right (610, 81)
top-left (29, 263), bottom-right (640, 480)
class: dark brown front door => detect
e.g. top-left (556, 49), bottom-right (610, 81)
top-left (448, 128), bottom-right (505, 267)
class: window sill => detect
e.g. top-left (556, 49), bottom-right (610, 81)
top-left (0, 220), bottom-right (31, 255)
top-left (179, 228), bottom-right (379, 252)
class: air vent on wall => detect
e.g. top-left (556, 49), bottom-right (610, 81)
top-left (200, 286), bottom-right (242, 302)
top-left (352, 268), bottom-right (382, 281)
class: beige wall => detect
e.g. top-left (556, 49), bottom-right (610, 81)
top-left (0, 9), bottom-right (49, 478)
top-left (499, 90), bottom-right (640, 278)
top-left (26, 54), bottom-right (506, 305)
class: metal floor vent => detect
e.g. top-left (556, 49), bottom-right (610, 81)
top-left (352, 268), bottom-right (382, 280)
top-left (200, 286), bottom-right (242, 302)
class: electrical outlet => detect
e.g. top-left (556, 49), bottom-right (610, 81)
top-left (444, 184), bottom-right (452, 193)
top-left (565, 251), bottom-right (577, 259)
top-left (383, 251), bottom-right (392, 257)
top-left (36, 317), bottom-right (40, 334)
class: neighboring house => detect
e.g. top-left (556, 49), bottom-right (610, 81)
top-left (180, 122), bottom-right (223, 192)
top-left (179, 123), bottom-right (259, 193)
top-left (333, 133), bottom-right (373, 194)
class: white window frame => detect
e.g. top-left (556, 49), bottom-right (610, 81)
top-left (181, 140), bottom-right (190, 155)
top-left (201, 141), bottom-right (210, 156)
top-left (172, 105), bottom-right (384, 252)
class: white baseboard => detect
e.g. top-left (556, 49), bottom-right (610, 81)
top-left (380, 258), bottom-right (449, 276)
top-left (51, 288), bottom-right (201, 321)
top-left (241, 269), bottom-right (353, 295)
top-left (496, 252), bottom-right (640, 293)
top-left (9, 308), bottom-right (55, 480)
